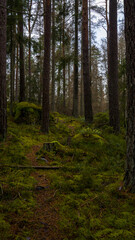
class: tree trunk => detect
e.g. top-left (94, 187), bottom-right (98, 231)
top-left (108, 0), bottom-right (119, 132)
top-left (62, 0), bottom-right (66, 110)
top-left (0, 0), bottom-right (7, 140)
top-left (82, 0), bottom-right (93, 123)
top-left (124, 1), bottom-right (135, 192)
top-left (10, 14), bottom-right (15, 115)
top-left (28, 0), bottom-right (32, 102)
top-left (18, 1), bottom-right (25, 102)
top-left (51, 0), bottom-right (55, 112)
top-left (15, 43), bottom-right (19, 102)
top-left (73, 0), bottom-right (78, 117)
top-left (89, 0), bottom-right (92, 88)
top-left (41, 0), bottom-right (51, 133)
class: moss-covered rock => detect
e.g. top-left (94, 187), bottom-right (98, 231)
top-left (14, 102), bottom-right (41, 124)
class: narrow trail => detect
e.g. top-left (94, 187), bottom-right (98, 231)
top-left (26, 145), bottom-right (64, 240)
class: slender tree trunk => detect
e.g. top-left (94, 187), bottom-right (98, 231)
top-left (0, 0), bottom-right (7, 140)
top-left (89, 0), bottom-right (92, 86)
top-left (124, 1), bottom-right (135, 192)
top-left (62, 0), bottom-right (66, 110)
top-left (108, 0), bottom-right (119, 132)
top-left (68, 60), bottom-right (71, 112)
top-left (51, 0), bottom-right (55, 112)
top-left (41, 0), bottom-right (51, 133)
top-left (80, 26), bottom-right (84, 116)
top-left (82, 0), bottom-right (93, 123)
top-left (28, 0), bottom-right (32, 101)
top-left (73, 0), bottom-right (78, 117)
top-left (18, 1), bottom-right (25, 102)
top-left (15, 43), bottom-right (19, 101)
top-left (38, 11), bottom-right (43, 105)
top-left (10, 15), bottom-right (15, 115)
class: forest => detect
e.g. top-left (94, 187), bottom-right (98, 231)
top-left (0, 0), bottom-right (135, 239)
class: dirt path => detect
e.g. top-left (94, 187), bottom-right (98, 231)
top-left (27, 146), bottom-right (64, 240)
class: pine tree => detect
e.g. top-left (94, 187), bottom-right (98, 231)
top-left (108, 0), bottom-right (119, 132)
top-left (0, 0), bottom-right (7, 140)
top-left (124, 1), bottom-right (135, 192)
top-left (73, 0), bottom-right (79, 117)
top-left (82, 0), bottom-right (93, 123)
top-left (41, 0), bottom-right (51, 133)
top-left (18, 0), bottom-right (25, 102)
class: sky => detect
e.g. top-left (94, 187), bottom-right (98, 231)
top-left (92, 0), bottom-right (124, 46)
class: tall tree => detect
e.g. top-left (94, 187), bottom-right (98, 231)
top-left (0, 0), bottom-right (7, 140)
top-left (82, 0), bottom-right (93, 123)
top-left (124, 1), bottom-right (135, 192)
top-left (28, 0), bottom-right (32, 101)
top-left (41, 0), bottom-right (51, 133)
top-left (51, 0), bottom-right (55, 112)
top-left (73, 0), bottom-right (78, 117)
top-left (108, 0), bottom-right (119, 132)
top-left (62, 0), bottom-right (66, 110)
top-left (18, 0), bottom-right (25, 102)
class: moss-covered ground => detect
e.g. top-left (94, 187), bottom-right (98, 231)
top-left (0, 109), bottom-right (135, 239)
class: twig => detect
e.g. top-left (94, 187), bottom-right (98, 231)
top-left (0, 165), bottom-right (61, 170)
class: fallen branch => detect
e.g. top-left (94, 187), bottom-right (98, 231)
top-left (0, 165), bottom-right (61, 170)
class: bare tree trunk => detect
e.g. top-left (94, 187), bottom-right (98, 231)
top-left (10, 13), bottom-right (15, 115)
top-left (89, 0), bottom-right (92, 87)
top-left (28, 0), bottom-right (32, 102)
top-left (82, 0), bottom-right (93, 123)
top-left (41, 0), bottom-right (51, 133)
top-left (0, 0), bottom-right (7, 140)
top-left (18, 0), bottom-right (25, 102)
top-left (62, 0), bottom-right (66, 110)
top-left (124, 1), bottom-right (135, 192)
top-left (80, 26), bottom-right (84, 116)
top-left (68, 60), bottom-right (71, 113)
top-left (51, 0), bottom-right (55, 112)
top-left (15, 43), bottom-right (19, 101)
top-left (73, 0), bottom-right (78, 117)
top-left (108, 0), bottom-right (119, 132)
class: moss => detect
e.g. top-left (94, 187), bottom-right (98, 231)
top-left (0, 111), bottom-right (132, 239)
top-left (14, 102), bottom-right (41, 124)
top-left (0, 215), bottom-right (11, 239)
top-left (93, 112), bottom-right (109, 128)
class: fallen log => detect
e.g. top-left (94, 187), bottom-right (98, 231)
top-left (0, 165), bottom-right (61, 170)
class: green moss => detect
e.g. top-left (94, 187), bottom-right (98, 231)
top-left (93, 112), bottom-right (109, 128)
top-left (14, 102), bottom-right (41, 124)
top-left (0, 214), bottom-right (11, 239)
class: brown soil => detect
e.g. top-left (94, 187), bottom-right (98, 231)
top-left (26, 145), bottom-right (65, 240)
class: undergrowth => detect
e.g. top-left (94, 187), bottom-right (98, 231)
top-left (0, 109), bottom-right (134, 240)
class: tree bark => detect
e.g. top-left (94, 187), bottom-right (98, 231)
top-left (73, 0), bottom-right (79, 117)
top-left (62, 0), bottom-right (66, 110)
top-left (10, 13), bottom-right (15, 115)
top-left (18, 0), bottom-right (25, 102)
top-left (28, 0), bottom-right (32, 102)
top-left (51, 0), bottom-right (55, 112)
top-left (0, 0), bottom-right (7, 140)
top-left (41, 0), bottom-right (51, 133)
top-left (124, 1), bottom-right (135, 192)
top-left (108, 0), bottom-right (119, 132)
top-left (82, 0), bottom-right (93, 123)
top-left (15, 43), bottom-right (19, 101)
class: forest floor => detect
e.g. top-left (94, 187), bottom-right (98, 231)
top-left (1, 110), bottom-right (135, 240)
top-left (27, 145), bottom-right (64, 240)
